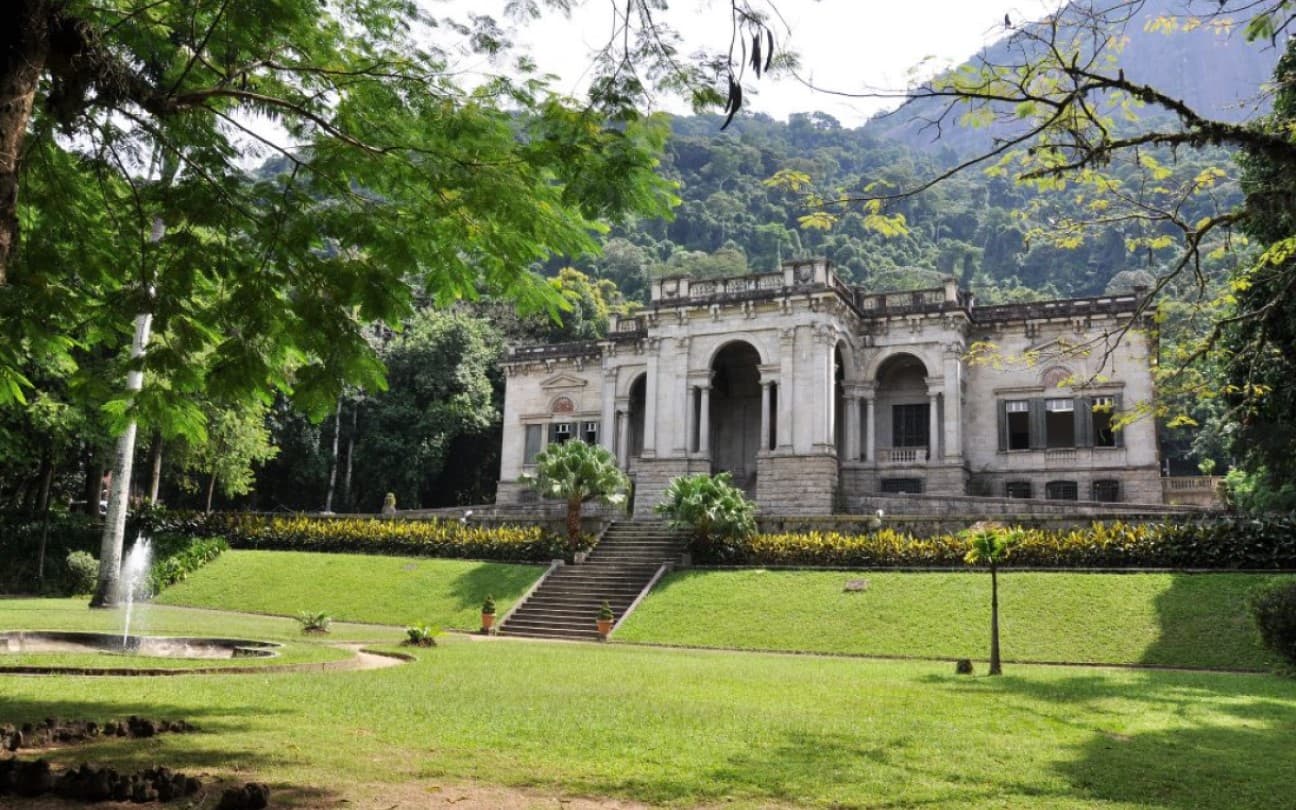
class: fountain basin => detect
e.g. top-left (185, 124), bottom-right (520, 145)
top-left (1, 631), bottom-right (280, 660)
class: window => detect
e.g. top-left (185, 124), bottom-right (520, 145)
top-left (523, 425), bottom-right (543, 465)
top-left (1092, 396), bottom-right (1117, 447)
top-left (1046, 480), bottom-right (1078, 500)
top-left (880, 477), bottom-right (924, 494)
top-left (1092, 479), bottom-right (1121, 502)
top-left (582, 421), bottom-right (599, 445)
top-left (550, 422), bottom-right (572, 445)
top-left (1005, 400), bottom-right (1030, 450)
top-left (892, 403), bottom-right (930, 448)
top-left (1045, 398), bottom-right (1075, 448)
top-left (1005, 481), bottom-right (1032, 499)
top-left (768, 383), bottom-right (778, 450)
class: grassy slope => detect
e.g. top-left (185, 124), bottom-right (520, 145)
top-left (615, 570), bottom-right (1296, 671)
top-left (1, 603), bottom-right (1294, 809)
top-left (154, 551), bottom-right (544, 629)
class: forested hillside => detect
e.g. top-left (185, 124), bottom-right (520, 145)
top-left (555, 112), bottom-right (1241, 306)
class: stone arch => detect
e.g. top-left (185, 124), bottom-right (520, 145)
top-left (863, 348), bottom-right (936, 382)
top-left (702, 334), bottom-right (773, 371)
top-left (709, 341), bottom-right (762, 491)
top-left (550, 395), bottom-right (576, 415)
top-left (1040, 365), bottom-right (1073, 390)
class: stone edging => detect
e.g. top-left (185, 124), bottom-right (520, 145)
top-left (0, 645), bottom-right (412, 677)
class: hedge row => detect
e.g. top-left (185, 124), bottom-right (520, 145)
top-left (147, 536), bottom-right (229, 594)
top-left (699, 518), bottom-right (1296, 569)
top-left (0, 513), bottom-right (229, 595)
top-left (157, 512), bottom-right (574, 562)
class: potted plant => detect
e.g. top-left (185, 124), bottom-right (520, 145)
top-left (596, 601), bottom-right (614, 639)
top-left (481, 595), bottom-right (497, 634)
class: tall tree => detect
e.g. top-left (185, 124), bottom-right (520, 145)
top-left (3, 1), bottom-right (682, 604)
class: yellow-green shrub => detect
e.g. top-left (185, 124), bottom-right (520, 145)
top-left (161, 512), bottom-right (570, 562)
top-left (701, 518), bottom-right (1296, 569)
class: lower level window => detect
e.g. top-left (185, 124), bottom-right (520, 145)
top-left (523, 425), bottom-right (543, 465)
top-left (1005, 481), bottom-right (1032, 499)
top-left (1092, 479), bottom-right (1121, 502)
top-left (880, 478), bottom-right (924, 494)
top-left (1045, 480), bottom-right (1078, 500)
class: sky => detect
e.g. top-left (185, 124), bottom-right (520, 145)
top-left (433, 0), bottom-right (1059, 126)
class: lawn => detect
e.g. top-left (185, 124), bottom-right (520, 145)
top-left (154, 551), bottom-right (544, 629)
top-left (1, 599), bottom-right (1294, 808)
top-left (614, 569), bottom-right (1295, 671)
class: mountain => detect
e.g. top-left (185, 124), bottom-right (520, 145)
top-left (864, 0), bottom-right (1281, 156)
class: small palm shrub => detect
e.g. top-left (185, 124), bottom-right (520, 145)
top-left (526, 440), bottom-right (628, 547)
top-left (296, 611), bottom-right (332, 633)
top-left (655, 472), bottom-right (756, 552)
top-left (63, 550), bottom-right (99, 596)
top-left (404, 623), bottom-right (440, 647)
top-left (1249, 580), bottom-right (1296, 669)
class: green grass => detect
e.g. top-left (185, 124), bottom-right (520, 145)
top-left (1, 600), bottom-right (1294, 808)
top-left (615, 570), bottom-right (1296, 671)
top-left (153, 551), bottom-right (544, 628)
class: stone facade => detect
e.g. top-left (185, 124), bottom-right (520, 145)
top-left (498, 259), bottom-right (1163, 515)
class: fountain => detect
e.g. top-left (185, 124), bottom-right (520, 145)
top-left (119, 536), bottom-right (153, 647)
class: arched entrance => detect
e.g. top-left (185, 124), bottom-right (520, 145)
top-left (834, 344), bottom-right (846, 461)
top-left (710, 341), bottom-right (762, 491)
top-left (627, 374), bottom-right (646, 462)
top-left (875, 353), bottom-right (931, 462)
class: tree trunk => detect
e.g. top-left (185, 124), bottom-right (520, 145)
top-left (146, 430), bottom-right (163, 504)
top-left (35, 452), bottom-right (53, 585)
top-left (324, 397), bottom-right (342, 512)
top-left (342, 399), bottom-right (357, 511)
top-left (91, 311), bottom-right (152, 608)
top-left (0, 1), bottom-right (51, 284)
top-left (566, 497), bottom-right (582, 547)
top-left (988, 563), bottom-right (1002, 676)
top-left (205, 469), bottom-right (217, 514)
top-left (83, 457), bottom-right (104, 517)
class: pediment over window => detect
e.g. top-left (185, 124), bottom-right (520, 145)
top-left (540, 373), bottom-right (589, 391)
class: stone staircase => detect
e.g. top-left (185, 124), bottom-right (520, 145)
top-left (497, 521), bottom-right (690, 641)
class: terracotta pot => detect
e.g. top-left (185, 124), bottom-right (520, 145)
top-left (481, 613), bottom-right (495, 633)
top-left (596, 618), bottom-right (613, 637)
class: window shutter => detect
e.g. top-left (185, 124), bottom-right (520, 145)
top-left (548, 423), bottom-right (559, 445)
top-left (997, 400), bottom-right (1008, 452)
top-left (1074, 397), bottom-right (1093, 447)
top-left (1113, 394), bottom-right (1125, 447)
top-left (1028, 398), bottom-right (1046, 449)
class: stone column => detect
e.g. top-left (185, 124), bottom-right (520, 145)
top-left (777, 330), bottom-right (795, 450)
top-left (699, 384), bottom-right (712, 456)
top-left (616, 403), bottom-right (630, 468)
top-left (684, 384), bottom-right (695, 455)
top-left (642, 347), bottom-right (658, 458)
top-left (844, 390), bottom-right (860, 462)
top-left (759, 381), bottom-right (772, 453)
top-left (926, 379), bottom-right (942, 461)
top-left (600, 367), bottom-right (617, 453)
top-left (863, 386), bottom-right (876, 463)
top-left (943, 348), bottom-right (964, 462)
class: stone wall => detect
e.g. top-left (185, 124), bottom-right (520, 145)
top-left (755, 454), bottom-right (839, 514)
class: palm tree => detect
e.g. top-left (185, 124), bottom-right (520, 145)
top-left (528, 440), bottom-right (628, 547)
top-left (964, 523), bottom-right (1018, 676)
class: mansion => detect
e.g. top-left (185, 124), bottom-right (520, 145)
top-left (496, 259), bottom-right (1162, 515)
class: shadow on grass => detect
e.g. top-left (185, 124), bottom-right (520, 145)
top-left (1138, 573), bottom-right (1293, 671)
top-left (919, 669), bottom-right (1296, 810)
top-left (448, 562), bottom-right (544, 611)
top-left (0, 694), bottom-right (314, 792)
